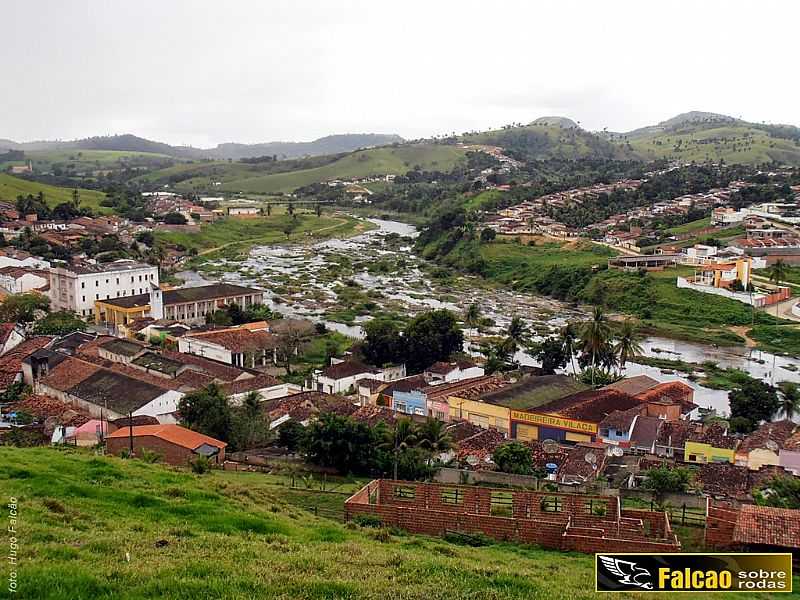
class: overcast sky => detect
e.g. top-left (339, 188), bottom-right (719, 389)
top-left (4, 0), bottom-right (799, 147)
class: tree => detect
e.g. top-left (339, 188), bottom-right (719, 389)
top-left (0, 293), bottom-right (50, 323)
top-left (643, 466), bottom-right (692, 503)
top-left (302, 413), bottom-right (382, 474)
top-left (404, 310), bottom-right (464, 374)
top-left (178, 384), bottom-right (231, 442)
top-left (492, 442), bottom-right (533, 475)
top-left (614, 319), bottom-right (643, 373)
top-left (531, 336), bottom-right (568, 374)
top-left (728, 379), bottom-right (780, 429)
top-left (383, 418), bottom-right (419, 480)
top-left (277, 420), bottom-right (305, 453)
top-left (778, 382), bottom-right (800, 420)
top-left (362, 319), bottom-right (406, 367)
top-left (416, 418), bottom-right (452, 456)
top-left (272, 319), bottom-right (313, 375)
top-left (163, 212), bottom-right (187, 225)
top-left (464, 303), bottom-right (481, 329)
top-left (579, 307), bottom-right (613, 385)
top-left (135, 231), bottom-right (155, 247)
top-left (71, 188), bottom-right (80, 210)
top-left (506, 315), bottom-right (528, 349)
top-left (229, 392), bottom-right (271, 451)
top-left (768, 259), bottom-right (788, 328)
top-left (287, 202), bottom-right (294, 216)
top-left (480, 227), bottom-right (496, 242)
top-left (754, 476), bottom-right (800, 509)
top-left (559, 322), bottom-right (579, 375)
top-left (32, 311), bottom-right (86, 336)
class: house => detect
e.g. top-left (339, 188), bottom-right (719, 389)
top-left (261, 391), bottom-right (356, 429)
top-left (684, 423), bottom-right (737, 464)
top-left (178, 323), bottom-right (278, 368)
top-left (37, 357), bottom-right (183, 423)
top-left (105, 424), bottom-right (226, 466)
top-left (779, 430), bottom-right (800, 475)
top-left (227, 206), bottom-right (260, 217)
top-left (0, 323), bottom-right (25, 356)
top-left (655, 420), bottom-right (693, 460)
top-left (736, 420), bottom-right (797, 471)
top-left (424, 360), bottom-right (484, 384)
top-left (313, 360), bottom-right (380, 395)
top-left (0, 266), bottom-right (49, 294)
top-left (0, 336), bottom-right (54, 392)
top-left (706, 502), bottom-right (800, 554)
top-left (49, 260), bottom-right (159, 318)
top-left (94, 283), bottom-right (265, 328)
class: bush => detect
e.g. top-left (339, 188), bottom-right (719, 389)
top-left (190, 455), bottom-right (211, 474)
top-left (352, 514), bottom-right (383, 528)
top-left (138, 449), bottom-right (162, 464)
top-left (492, 442), bottom-right (533, 475)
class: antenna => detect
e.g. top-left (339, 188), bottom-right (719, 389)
top-left (584, 451), bottom-right (597, 465)
top-left (542, 439), bottom-right (558, 454)
top-left (465, 456), bottom-right (479, 466)
top-left (611, 447), bottom-right (624, 458)
top-left (766, 440), bottom-right (779, 452)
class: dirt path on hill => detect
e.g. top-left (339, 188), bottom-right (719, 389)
top-left (728, 325), bottom-right (757, 347)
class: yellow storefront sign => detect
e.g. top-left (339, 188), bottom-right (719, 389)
top-left (510, 410), bottom-right (598, 434)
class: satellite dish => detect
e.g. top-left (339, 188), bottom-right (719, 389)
top-left (612, 447), bottom-right (624, 457)
top-left (766, 440), bottom-right (779, 452)
top-left (584, 451), bottom-right (597, 465)
top-left (465, 456), bottom-right (479, 466)
top-left (542, 439), bottom-right (559, 454)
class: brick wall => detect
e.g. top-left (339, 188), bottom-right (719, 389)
top-left (345, 480), bottom-right (679, 554)
top-left (704, 499), bottom-right (739, 549)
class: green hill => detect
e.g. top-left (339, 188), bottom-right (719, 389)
top-left (462, 124), bottom-right (635, 161)
top-left (0, 173), bottom-right (109, 213)
top-left (3, 446), bottom-right (786, 600)
top-left (144, 144), bottom-right (467, 194)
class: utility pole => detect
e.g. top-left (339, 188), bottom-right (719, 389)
top-left (128, 411), bottom-right (134, 456)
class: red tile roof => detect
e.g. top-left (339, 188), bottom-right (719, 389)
top-left (0, 336), bottom-right (53, 388)
top-left (738, 420), bottom-right (797, 453)
top-left (539, 388), bottom-right (643, 423)
top-left (604, 375), bottom-right (660, 396)
top-left (106, 424), bottom-right (227, 450)
top-left (321, 360), bottom-right (377, 380)
top-left (221, 374), bottom-right (282, 396)
top-left (635, 381), bottom-right (694, 408)
top-left (732, 505), bottom-right (800, 548)
top-left (186, 328), bottom-right (278, 352)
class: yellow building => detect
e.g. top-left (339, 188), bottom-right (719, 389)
top-left (511, 410), bottom-right (596, 444)
top-left (447, 396), bottom-right (510, 435)
top-left (684, 440), bottom-right (735, 464)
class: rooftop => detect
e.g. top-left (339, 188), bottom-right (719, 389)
top-left (537, 388), bottom-right (643, 423)
top-left (99, 283), bottom-right (264, 309)
top-left (321, 360), bottom-right (378, 380)
top-left (738, 420), bottom-right (797, 453)
top-left (56, 259), bottom-right (154, 275)
top-left (480, 374), bottom-right (588, 410)
top-left (186, 328), bottom-right (277, 352)
top-left (66, 369), bottom-right (170, 415)
top-left (131, 351), bottom-right (184, 376)
top-left (106, 424), bottom-right (226, 451)
top-left (732, 504), bottom-right (800, 549)
top-left (100, 338), bottom-right (145, 358)
top-left (604, 375), bottom-right (660, 397)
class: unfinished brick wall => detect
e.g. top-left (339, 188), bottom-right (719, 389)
top-left (704, 499), bottom-right (739, 549)
top-left (345, 480), bottom-right (680, 554)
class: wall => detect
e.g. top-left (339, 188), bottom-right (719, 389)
top-left (704, 500), bottom-right (738, 549)
top-left (685, 441), bottom-right (735, 464)
top-left (779, 448), bottom-right (800, 476)
top-left (393, 390), bottom-right (426, 417)
top-left (136, 390), bottom-right (183, 422)
top-left (345, 480), bottom-right (680, 555)
top-left (51, 263), bottom-right (159, 316)
top-left (447, 396), bottom-right (509, 432)
top-left (179, 337), bottom-right (233, 365)
top-left (742, 448), bottom-right (780, 471)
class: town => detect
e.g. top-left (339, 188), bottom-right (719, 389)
top-left (3, 2), bottom-right (800, 598)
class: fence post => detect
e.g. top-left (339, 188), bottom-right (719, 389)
top-left (682, 504), bottom-right (686, 526)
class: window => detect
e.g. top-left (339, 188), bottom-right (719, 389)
top-left (95, 294), bottom-right (99, 300)
top-left (81, 282), bottom-right (85, 289)
top-left (82, 296), bottom-right (86, 302)
top-left (490, 491), bottom-right (513, 516)
top-left (105, 279), bottom-right (109, 284)
top-left (138, 275), bottom-right (142, 281)
top-left (393, 485), bottom-right (416, 500)
top-left (95, 281), bottom-right (99, 287)
top-left (116, 278), bottom-right (119, 285)
top-left (540, 496), bottom-right (563, 513)
top-left (440, 488), bottom-right (463, 505)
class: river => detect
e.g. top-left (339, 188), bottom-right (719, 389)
top-left (182, 216), bottom-right (799, 417)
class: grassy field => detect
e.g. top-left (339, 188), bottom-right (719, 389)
top-left (481, 238), bottom-right (616, 273)
top-left (2, 446), bottom-right (791, 600)
top-left (666, 216), bottom-right (712, 235)
top-left (0, 173), bottom-right (110, 213)
top-left (156, 212), bottom-right (372, 260)
top-left (629, 124), bottom-right (800, 165)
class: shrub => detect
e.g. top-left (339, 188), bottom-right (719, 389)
top-left (138, 449), bottom-right (162, 464)
top-left (352, 514), bottom-right (383, 528)
top-left (190, 455), bottom-right (211, 474)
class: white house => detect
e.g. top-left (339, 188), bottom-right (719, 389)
top-left (0, 324), bottom-right (25, 356)
top-left (312, 360), bottom-right (381, 395)
top-left (424, 360), bottom-right (485, 384)
top-left (0, 266), bottom-right (49, 294)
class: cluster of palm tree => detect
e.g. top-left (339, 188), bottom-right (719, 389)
top-left (383, 417), bottom-right (453, 480)
top-left (561, 307), bottom-right (644, 385)
top-left (778, 382), bottom-right (800, 420)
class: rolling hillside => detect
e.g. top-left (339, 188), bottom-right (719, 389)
top-left (0, 173), bottom-right (109, 212)
top-left (2, 446), bottom-right (785, 600)
top-left (0, 133), bottom-right (404, 161)
top-left (153, 144), bottom-right (467, 194)
top-left (461, 124), bottom-right (635, 161)
top-left (610, 112), bottom-right (800, 165)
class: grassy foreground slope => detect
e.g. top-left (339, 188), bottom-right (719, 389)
top-left (0, 174), bottom-right (109, 213)
top-left (1, 447), bottom-right (789, 600)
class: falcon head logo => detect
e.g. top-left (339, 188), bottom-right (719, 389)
top-left (599, 556), bottom-right (653, 590)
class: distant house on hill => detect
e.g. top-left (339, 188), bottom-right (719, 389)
top-left (105, 424), bottom-right (226, 465)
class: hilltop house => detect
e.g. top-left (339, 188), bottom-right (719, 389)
top-left (105, 424), bottom-right (226, 465)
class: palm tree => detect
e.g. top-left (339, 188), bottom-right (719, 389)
top-left (579, 307), bottom-right (612, 386)
top-left (385, 419), bottom-right (418, 480)
top-left (559, 322), bottom-right (579, 375)
top-left (464, 303), bottom-right (481, 330)
top-left (417, 418), bottom-right (452, 458)
top-left (769, 259), bottom-right (788, 330)
top-left (614, 320), bottom-right (644, 374)
top-left (778, 382), bottom-right (800, 420)
top-left (506, 316), bottom-right (527, 346)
